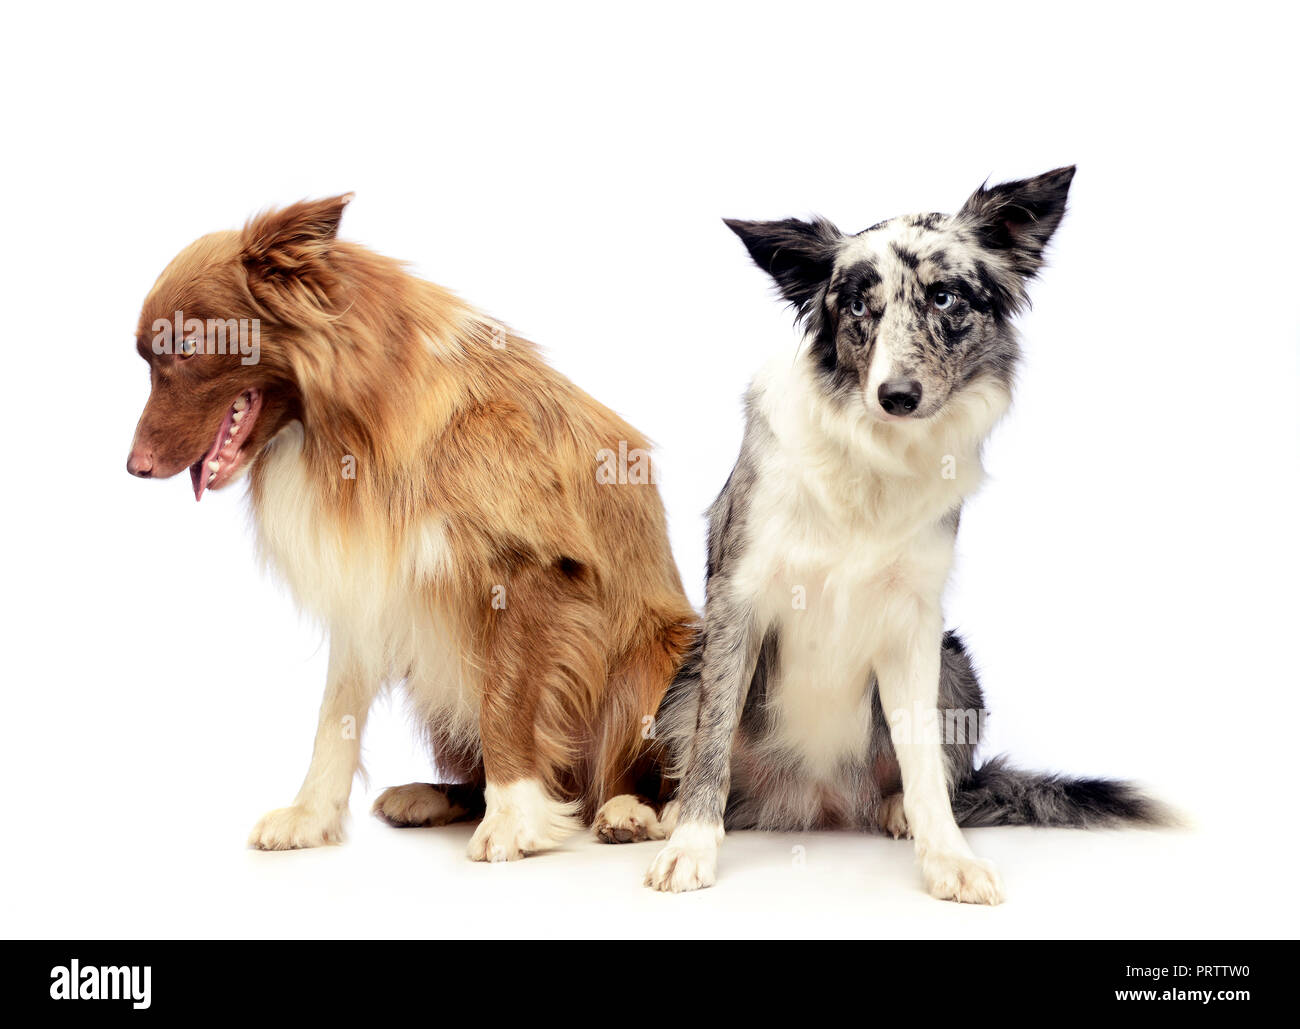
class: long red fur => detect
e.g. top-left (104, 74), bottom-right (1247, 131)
top-left (131, 195), bottom-right (696, 820)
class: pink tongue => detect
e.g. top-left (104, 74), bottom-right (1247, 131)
top-left (191, 414), bottom-right (230, 502)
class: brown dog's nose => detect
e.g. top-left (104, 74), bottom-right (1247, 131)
top-left (127, 447), bottom-right (154, 478)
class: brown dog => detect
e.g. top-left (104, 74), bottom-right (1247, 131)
top-left (127, 195), bottom-right (695, 858)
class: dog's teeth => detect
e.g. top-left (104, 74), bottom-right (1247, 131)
top-left (233, 396), bottom-right (248, 412)
top-left (232, 410), bottom-right (244, 424)
top-left (223, 436), bottom-right (233, 447)
top-left (208, 460), bottom-right (221, 473)
top-left (207, 473), bottom-right (215, 485)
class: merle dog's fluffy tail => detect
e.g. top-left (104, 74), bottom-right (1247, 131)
top-left (951, 756), bottom-right (1173, 828)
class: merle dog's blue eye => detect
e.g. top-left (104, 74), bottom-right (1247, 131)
top-left (179, 338), bottom-right (199, 357)
top-left (850, 298), bottom-right (867, 317)
top-left (932, 292), bottom-right (954, 311)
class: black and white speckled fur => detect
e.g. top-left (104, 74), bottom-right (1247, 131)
top-left (646, 167), bottom-right (1168, 902)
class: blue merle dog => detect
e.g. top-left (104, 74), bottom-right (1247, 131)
top-left (644, 167), bottom-right (1168, 903)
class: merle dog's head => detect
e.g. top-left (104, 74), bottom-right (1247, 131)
top-left (727, 166), bottom-right (1074, 421)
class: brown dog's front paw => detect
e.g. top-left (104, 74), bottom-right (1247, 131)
top-left (248, 805), bottom-right (343, 850)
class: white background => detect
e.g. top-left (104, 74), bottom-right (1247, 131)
top-left (1, 2), bottom-right (1296, 938)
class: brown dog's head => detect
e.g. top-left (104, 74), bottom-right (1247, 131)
top-left (126, 194), bottom-right (353, 500)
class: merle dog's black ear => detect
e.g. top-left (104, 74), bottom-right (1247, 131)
top-left (724, 217), bottom-right (842, 314)
top-left (958, 166), bottom-right (1075, 280)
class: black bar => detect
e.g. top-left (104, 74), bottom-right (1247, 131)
top-left (3, 940), bottom-right (1274, 1016)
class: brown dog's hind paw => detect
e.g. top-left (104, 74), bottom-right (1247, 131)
top-left (593, 794), bottom-right (665, 844)
top-left (372, 783), bottom-right (480, 828)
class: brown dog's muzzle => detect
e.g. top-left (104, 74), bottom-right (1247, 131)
top-left (125, 398), bottom-right (204, 483)
top-left (126, 387), bottom-right (267, 500)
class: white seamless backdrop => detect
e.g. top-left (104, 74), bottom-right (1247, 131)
top-left (1, 1), bottom-right (1296, 938)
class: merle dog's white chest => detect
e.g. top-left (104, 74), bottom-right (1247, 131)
top-left (744, 502), bottom-right (957, 776)
top-left (732, 378), bottom-right (970, 776)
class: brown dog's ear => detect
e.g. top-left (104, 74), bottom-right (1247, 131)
top-left (241, 193), bottom-right (354, 322)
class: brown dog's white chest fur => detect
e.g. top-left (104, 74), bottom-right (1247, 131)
top-left (254, 421), bottom-right (481, 749)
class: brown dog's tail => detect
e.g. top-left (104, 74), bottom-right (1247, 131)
top-left (583, 616), bottom-right (697, 821)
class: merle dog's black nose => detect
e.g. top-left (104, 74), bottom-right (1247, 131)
top-left (878, 380), bottom-right (922, 416)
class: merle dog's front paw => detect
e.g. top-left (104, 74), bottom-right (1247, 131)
top-left (921, 850), bottom-right (1005, 905)
top-left (644, 822), bottom-right (722, 892)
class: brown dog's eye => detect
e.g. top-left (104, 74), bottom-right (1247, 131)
top-left (179, 338), bottom-right (199, 357)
